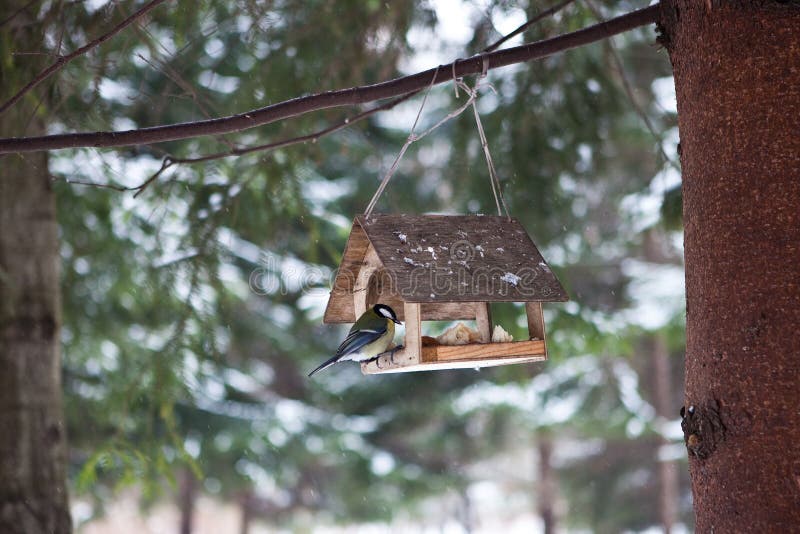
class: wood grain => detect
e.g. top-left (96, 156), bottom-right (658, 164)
top-left (356, 214), bottom-right (568, 303)
top-left (324, 219), bottom-right (369, 323)
top-left (361, 340), bottom-right (546, 374)
top-left (353, 244), bottom-right (381, 318)
top-left (421, 339), bottom-right (545, 362)
top-left (402, 302), bottom-right (421, 365)
top-left (525, 302), bottom-right (546, 339)
top-left (362, 355), bottom-right (546, 374)
top-left (475, 302), bottom-right (492, 342)
top-left (326, 215), bottom-right (569, 324)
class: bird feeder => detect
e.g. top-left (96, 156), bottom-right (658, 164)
top-left (323, 214), bottom-right (569, 374)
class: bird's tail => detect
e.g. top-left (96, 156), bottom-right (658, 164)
top-left (308, 355), bottom-right (340, 377)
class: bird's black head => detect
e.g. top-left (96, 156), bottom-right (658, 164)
top-left (373, 304), bottom-right (401, 324)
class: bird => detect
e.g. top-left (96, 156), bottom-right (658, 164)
top-left (308, 303), bottom-right (401, 377)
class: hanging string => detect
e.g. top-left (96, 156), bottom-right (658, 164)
top-left (452, 60), bottom-right (460, 98)
top-left (469, 58), bottom-right (511, 220)
top-left (364, 58), bottom-right (511, 220)
top-left (365, 67), bottom-right (440, 217)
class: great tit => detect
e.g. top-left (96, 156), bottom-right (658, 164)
top-left (308, 303), bottom-right (401, 377)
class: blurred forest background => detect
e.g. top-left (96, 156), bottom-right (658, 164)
top-left (4, 0), bottom-right (689, 531)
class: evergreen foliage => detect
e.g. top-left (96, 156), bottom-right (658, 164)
top-left (9, 0), bottom-right (690, 529)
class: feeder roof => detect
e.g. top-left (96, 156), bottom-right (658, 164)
top-left (324, 214), bottom-right (568, 323)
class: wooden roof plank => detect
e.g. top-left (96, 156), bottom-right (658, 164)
top-left (356, 214), bottom-right (568, 303)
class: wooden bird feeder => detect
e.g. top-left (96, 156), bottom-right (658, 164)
top-left (323, 214), bottom-right (569, 374)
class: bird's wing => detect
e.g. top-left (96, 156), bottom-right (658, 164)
top-left (308, 324), bottom-right (388, 377)
top-left (335, 326), bottom-right (387, 358)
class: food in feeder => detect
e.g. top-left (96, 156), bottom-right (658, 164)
top-left (491, 325), bottom-right (514, 343)
top-left (436, 322), bottom-right (482, 345)
top-left (323, 215), bottom-right (567, 374)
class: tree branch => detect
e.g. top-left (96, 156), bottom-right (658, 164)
top-left (0, 0), bottom-right (38, 28)
top-left (128, 0), bottom-right (566, 196)
top-left (482, 0), bottom-right (576, 53)
top-left (0, 0), bottom-right (169, 117)
top-left (53, 90), bottom-right (419, 195)
top-left (584, 0), bottom-right (679, 170)
top-left (0, 3), bottom-right (660, 155)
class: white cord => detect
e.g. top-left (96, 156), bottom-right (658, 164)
top-left (364, 62), bottom-right (510, 220)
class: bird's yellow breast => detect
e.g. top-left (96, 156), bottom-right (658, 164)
top-left (356, 319), bottom-right (395, 359)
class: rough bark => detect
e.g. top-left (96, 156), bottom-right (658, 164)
top-left (661, 1), bottom-right (800, 531)
top-left (0, 5), bottom-right (71, 532)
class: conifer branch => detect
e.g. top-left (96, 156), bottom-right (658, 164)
top-left (0, 4), bottom-right (661, 155)
top-left (0, 0), bottom-right (169, 117)
top-left (482, 0), bottom-right (576, 54)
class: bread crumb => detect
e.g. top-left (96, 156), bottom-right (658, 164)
top-left (491, 325), bottom-right (514, 343)
top-left (436, 322), bottom-right (481, 345)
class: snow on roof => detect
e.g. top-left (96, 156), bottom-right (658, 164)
top-left (324, 214), bottom-right (568, 323)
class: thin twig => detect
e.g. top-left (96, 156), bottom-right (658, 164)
top-left (483, 0), bottom-right (577, 53)
top-left (0, 0), bottom-right (39, 28)
top-left (584, 0), bottom-right (678, 170)
top-left (135, 52), bottom-right (238, 150)
top-left (0, 4), bottom-right (661, 154)
top-left (131, 17), bottom-right (234, 149)
top-left (142, 0), bottom-right (570, 199)
top-left (12, 51), bottom-right (63, 57)
top-left (51, 176), bottom-right (134, 192)
top-left (131, 91), bottom-right (420, 197)
top-left (0, 0), bottom-right (169, 116)
top-left (132, 157), bottom-right (173, 196)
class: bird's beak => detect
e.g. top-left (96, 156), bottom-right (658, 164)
top-left (392, 318), bottom-right (402, 325)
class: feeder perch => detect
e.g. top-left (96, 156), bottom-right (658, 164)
top-left (323, 214), bottom-right (569, 374)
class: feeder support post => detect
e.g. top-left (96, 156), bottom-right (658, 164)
top-left (475, 303), bottom-right (492, 342)
top-left (402, 302), bottom-right (422, 365)
top-left (525, 302), bottom-right (547, 342)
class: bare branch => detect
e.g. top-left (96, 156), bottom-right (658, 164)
top-left (0, 4), bottom-right (661, 154)
top-left (132, 156), bottom-right (174, 196)
top-left (134, 52), bottom-right (239, 151)
top-left (482, 0), bottom-right (577, 54)
top-left (51, 176), bottom-right (134, 192)
top-left (71, 90), bottom-right (418, 196)
top-left (584, 0), bottom-right (678, 170)
top-left (0, 0), bottom-right (169, 117)
top-left (131, 0), bottom-right (565, 196)
top-left (0, 0), bottom-right (38, 28)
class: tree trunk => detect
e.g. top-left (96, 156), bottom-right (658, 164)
top-left (661, 2), bottom-right (800, 531)
top-left (178, 469), bottom-right (197, 534)
top-left (537, 431), bottom-right (556, 534)
top-left (0, 4), bottom-right (71, 533)
top-left (456, 487), bottom-right (474, 534)
top-left (238, 493), bottom-right (252, 534)
top-left (651, 333), bottom-right (678, 533)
